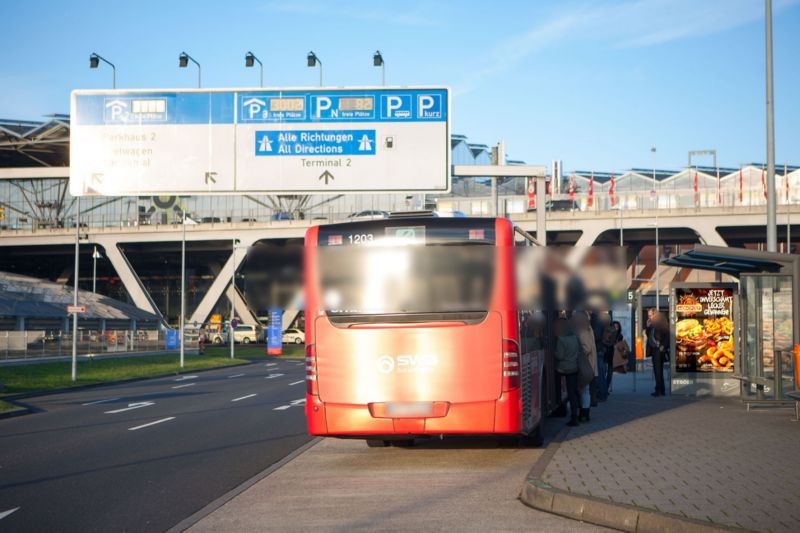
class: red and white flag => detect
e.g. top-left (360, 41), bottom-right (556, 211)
top-left (693, 171), bottom-right (699, 206)
top-left (785, 164), bottom-right (790, 202)
top-left (568, 175), bottom-right (575, 202)
top-left (608, 173), bottom-right (616, 207)
top-left (527, 177), bottom-right (536, 210)
top-left (761, 167), bottom-right (767, 200)
top-left (587, 172), bottom-right (595, 208)
top-left (739, 168), bottom-right (744, 203)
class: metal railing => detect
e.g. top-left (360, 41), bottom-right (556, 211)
top-left (0, 329), bottom-right (199, 361)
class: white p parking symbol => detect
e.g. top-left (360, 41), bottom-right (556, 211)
top-left (419, 96), bottom-right (435, 114)
top-left (316, 96), bottom-right (332, 118)
top-left (386, 96), bottom-right (403, 117)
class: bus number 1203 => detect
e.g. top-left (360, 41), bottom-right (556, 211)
top-left (348, 234), bottom-right (374, 244)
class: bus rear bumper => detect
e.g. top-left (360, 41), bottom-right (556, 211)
top-left (306, 391), bottom-right (522, 436)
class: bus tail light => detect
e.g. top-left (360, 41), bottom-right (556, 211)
top-left (306, 344), bottom-right (318, 396)
top-left (502, 339), bottom-right (520, 391)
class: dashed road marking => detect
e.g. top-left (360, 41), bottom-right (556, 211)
top-left (128, 417), bottom-right (176, 431)
top-left (274, 398), bottom-right (306, 410)
top-left (174, 375), bottom-right (198, 382)
top-left (105, 402), bottom-right (154, 414)
top-left (228, 373), bottom-right (246, 378)
top-left (0, 508), bottom-right (20, 521)
top-left (265, 373), bottom-right (285, 380)
top-left (231, 394), bottom-right (257, 402)
top-left (265, 363), bottom-right (278, 367)
top-left (172, 383), bottom-right (196, 390)
top-left (289, 380), bottom-right (304, 386)
top-left (82, 397), bottom-right (120, 406)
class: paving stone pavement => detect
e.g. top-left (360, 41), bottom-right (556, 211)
top-left (542, 368), bottom-right (800, 532)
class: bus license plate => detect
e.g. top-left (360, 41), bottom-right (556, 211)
top-left (386, 402), bottom-right (434, 417)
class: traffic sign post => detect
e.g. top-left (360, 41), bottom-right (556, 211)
top-left (70, 87), bottom-right (450, 195)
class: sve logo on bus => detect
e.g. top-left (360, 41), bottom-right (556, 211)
top-left (377, 354), bottom-right (439, 374)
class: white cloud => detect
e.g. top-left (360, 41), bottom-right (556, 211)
top-left (456, 0), bottom-right (800, 95)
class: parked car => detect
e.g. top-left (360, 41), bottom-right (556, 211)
top-left (346, 210), bottom-right (388, 220)
top-left (270, 212), bottom-right (294, 221)
top-left (233, 324), bottom-right (262, 344)
top-left (545, 200), bottom-right (580, 212)
top-left (281, 328), bottom-right (305, 344)
top-left (201, 217), bottom-right (222, 223)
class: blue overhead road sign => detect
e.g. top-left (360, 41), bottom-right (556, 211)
top-left (71, 87), bottom-right (449, 195)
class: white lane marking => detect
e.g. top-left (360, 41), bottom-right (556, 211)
top-left (288, 380), bottom-right (304, 386)
top-left (231, 394), bottom-right (257, 402)
top-left (265, 373), bottom-right (285, 380)
top-left (82, 397), bottom-right (120, 406)
top-left (105, 402), bottom-right (154, 414)
top-left (0, 507), bottom-right (20, 521)
top-left (228, 373), bottom-right (246, 378)
top-left (128, 417), bottom-right (176, 431)
top-left (172, 383), bottom-right (196, 390)
top-left (265, 363), bottom-right (278, 367)
top-left (174, 375), bottom-right (198, 382)
top-left (274, 398), bottom-right (306, 411)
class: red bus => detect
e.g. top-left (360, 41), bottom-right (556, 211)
top-left (304, 215), bottom-right (561, 447)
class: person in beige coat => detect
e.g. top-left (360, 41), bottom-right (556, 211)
top-left (571, 312), bottom-right (596, 421)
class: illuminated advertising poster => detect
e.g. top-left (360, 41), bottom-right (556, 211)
top-left (674, 287), bottom-right (734, 373)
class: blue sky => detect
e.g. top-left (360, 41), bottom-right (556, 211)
top-left (1, 0), bottom-right (798, 171)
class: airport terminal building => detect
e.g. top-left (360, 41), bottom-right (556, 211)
top-left (1, 115), bottom-right (798, 334)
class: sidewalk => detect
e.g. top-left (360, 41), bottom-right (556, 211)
top-left (523, 368), bottom-right (800, 532)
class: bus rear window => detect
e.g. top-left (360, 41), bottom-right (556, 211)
top-left (317, 244), bottom-right (495, 323)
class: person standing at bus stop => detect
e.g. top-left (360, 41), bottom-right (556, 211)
top-left (554, 318), bottom-right (581, 426)
top-left (573, 311), bottom-right (597, 421)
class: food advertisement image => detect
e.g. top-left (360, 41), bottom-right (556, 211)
top-left (674, 287), bottom-right (735, 373)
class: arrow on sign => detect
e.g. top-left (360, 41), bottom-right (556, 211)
top-left (319, 170), bottom-right (335, 185)
top-left (205, 171), bottom-right (217, 184)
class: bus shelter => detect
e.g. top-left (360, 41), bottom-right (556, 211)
top-left (663, 246), bottom-right (800, 404)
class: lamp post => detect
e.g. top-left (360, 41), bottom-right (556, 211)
top-left (71, 198), bottom-right (80, 382)
top-left (373, 50), bottom-right (384, 85)
top-left (765, 0), bottom-right (777, 252)
top-left (245, 51), bottom-right (263, 87)
top-left (92, 246), bottom-right (103, 293)
top-left (179, 52), bottom-right (201, 88)
top-left (651, 146), bottom-right (660, 311)
top-left (89, 53), bottom-right (116, 88)
top-left (307, 51), bottom-right (322, 86)
top-left (179, 208), bottom-right (187, 369)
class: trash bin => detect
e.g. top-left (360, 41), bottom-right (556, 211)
top-left (793, 344), bottom-right (800, 389)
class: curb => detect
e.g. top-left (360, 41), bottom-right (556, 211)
top-left (0, 399), bottom-right (33, 420)
top-left (1, 359), bottom-right (253, 403)
top-left (519, 427), bottom-right (744, 533)
top-left (167, 437), bottom-right (321, 532)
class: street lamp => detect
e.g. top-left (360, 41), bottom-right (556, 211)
top-left (650, 146), bottom-right (660, 312)
top-left (245, 51), bottom-right (263, 87)
top-left (373, 50), bottom-right (385, 85)
top-left (765, 0), bottom-right (777, 252)
top-left (307, 51), bottom-right (322, 86)
top-left (179, 51), bottom-right (201, 88)
top-left (92, 246), bottom-right (103, 293)
top-left (89, 52), bottom-right (116, 89)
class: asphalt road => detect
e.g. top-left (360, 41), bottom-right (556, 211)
top-left (0, 358), bottom-right (310, 532)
